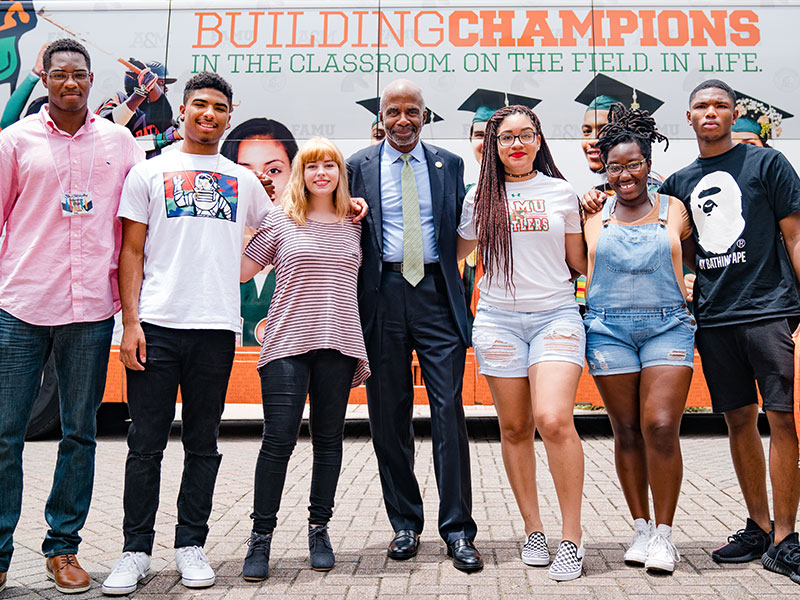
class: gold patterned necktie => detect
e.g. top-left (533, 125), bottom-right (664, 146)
top-left (400, 153), bottom-right (424, 286)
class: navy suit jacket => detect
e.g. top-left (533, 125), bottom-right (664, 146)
top-left (347, 141), bottom-right (469, 347)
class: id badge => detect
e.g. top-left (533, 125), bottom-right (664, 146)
top-left (61, 192), bottom-right (94, 217)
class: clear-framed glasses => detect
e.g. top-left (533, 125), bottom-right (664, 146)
top-left (497, 130), bottom-right (537, 147)
top-left (605, 160), bottom-right (647, 176)
top-left (47, 70), bottom-right (90, 82)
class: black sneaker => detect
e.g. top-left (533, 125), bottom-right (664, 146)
top-left (242, 531), bottom-right (272, 581)
top-left (308, 525), bottom-right (335, 571)
top-left (763, 532), bottom-right (800, 578)
top-left (711, 518), bottom-right (771, 563)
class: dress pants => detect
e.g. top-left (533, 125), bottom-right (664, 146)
top-left (365, 268), bottom-right (477, 544)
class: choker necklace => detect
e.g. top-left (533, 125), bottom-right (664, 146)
top-left (505, 168), bottom-right (537, 179)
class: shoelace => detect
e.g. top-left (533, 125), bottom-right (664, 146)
top-left (309, 525), bottom-right (332, 551)
top-left (245, 533), bottom-right (272, 552)
top-left (53, 554), bottom-right (78, 571)
top-left (179, 546), bottom-right (208, 568)
top-left (778, 543), bottom-right (800, 568)
top-left (647, 533), bottom-right (681, 562)
top-left (112, 552), bottom-right (143, 575)
top-left (727, 527), bottom-right (764, 547)
top-left (629, 526), bottom-right (651, 547)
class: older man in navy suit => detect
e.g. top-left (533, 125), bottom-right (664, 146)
top-left (346, 79), bottom-right (481, 572)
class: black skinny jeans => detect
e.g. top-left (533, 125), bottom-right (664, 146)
top-left (252, 349), bottom-right (357, 533)
top-left (123, 324), bottom-right (235, 553)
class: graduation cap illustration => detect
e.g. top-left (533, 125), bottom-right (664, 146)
top-left (457, 88), bottom-right (542, 123)
top-left (732, 91), bottom-right (793, 140)
top-left (356, 97), bottom-right (444, 125)
top-left (575, 74), bottom-right (663, 114)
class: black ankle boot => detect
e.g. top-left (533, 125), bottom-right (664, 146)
top-left (242, 531), bottom-right (272, 581)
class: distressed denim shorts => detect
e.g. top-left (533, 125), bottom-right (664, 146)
top-left (472, 301), bottom-right (586, 377)
top-left (584, 306), bottom-right (696, 376)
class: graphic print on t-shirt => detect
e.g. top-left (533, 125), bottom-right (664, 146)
top-left (689, 171), bottom-right (745, 256)
top-left (509, 192), bottom-right (549, 232)
top-left (163, 170), bottom-right (239, 221)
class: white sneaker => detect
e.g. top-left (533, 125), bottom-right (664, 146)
top-left (624, 519), bottom-right (653, 565)
top-left (522, 531), bottom-right (550, 566)
top-left (175, 546), bottom-right (215, 588)
top-left (102, 552), bottom-right (151, 595)
top-left (645, 524), bottom-right (680, 573)
top-left (548, 539), bottom-right (584, 581)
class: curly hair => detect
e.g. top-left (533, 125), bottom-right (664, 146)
top-left (43, 38), bottom-right (91, 71)
top-left (595, 103), bottom-right (669, 164)
top-left (183, 71), bottom-right (233, 107)
top-left (473, 105), bottom-right (565, 293)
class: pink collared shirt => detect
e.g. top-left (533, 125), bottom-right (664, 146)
top-left (0, 106), bottom-right (144, 326)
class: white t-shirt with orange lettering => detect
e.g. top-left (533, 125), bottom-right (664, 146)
top-left (458, 174), bottom-right (582, 312)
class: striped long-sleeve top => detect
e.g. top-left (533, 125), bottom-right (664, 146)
top-left (243, 209), bottom-right (370, 387)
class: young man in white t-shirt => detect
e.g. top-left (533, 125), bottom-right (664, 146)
top-left (101, 72), bottom-right (272, 595)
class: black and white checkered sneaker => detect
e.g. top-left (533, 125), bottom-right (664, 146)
top-left (548, 539), bottom-right (585, 581)
top-left (522, 531), bottom-right (549, 566)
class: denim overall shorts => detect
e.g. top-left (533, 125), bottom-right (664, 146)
top-left (584, 194), bottom-right (696, 376)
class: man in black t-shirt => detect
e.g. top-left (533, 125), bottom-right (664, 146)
top-left (653, 79), bottom-right (800, 581)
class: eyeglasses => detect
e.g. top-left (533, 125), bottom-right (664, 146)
top-left (47, 70), bottom-right (90, 82)
top-left (497, 130), bottom-right (537, 147)
top-left (605, 160), bottom-right (647, 176)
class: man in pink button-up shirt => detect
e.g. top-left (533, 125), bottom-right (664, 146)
top-left (0, 38), bottom-right (143, 595)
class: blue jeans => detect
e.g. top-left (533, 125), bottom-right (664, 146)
top-left (0, 309), bottom-right (113, 571)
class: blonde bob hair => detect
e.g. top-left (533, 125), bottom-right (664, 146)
top-left (282, 137), bottom-right (351, 225)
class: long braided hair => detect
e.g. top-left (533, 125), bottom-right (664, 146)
top-left (595, 103), bottom-right (669, 163)
top-left (474, 105), bottom-right (565, 292)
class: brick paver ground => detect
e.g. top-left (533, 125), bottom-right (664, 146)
top-left (3, 424), bottom-right (799, 599)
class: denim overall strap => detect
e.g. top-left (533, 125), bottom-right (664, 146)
top-left (587, 193), bottom-right (685, 311)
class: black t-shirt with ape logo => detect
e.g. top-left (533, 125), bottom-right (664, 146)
top-left (660, 143), bottom-right (800, 327)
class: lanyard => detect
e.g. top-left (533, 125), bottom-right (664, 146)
top-left (43, 117), bottom-right (97, 198)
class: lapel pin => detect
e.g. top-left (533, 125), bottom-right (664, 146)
top-left (434, 161), bottom-right (443, 168)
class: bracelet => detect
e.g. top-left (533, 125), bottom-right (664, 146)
top-left (133, 86), bottom-right (147, 97)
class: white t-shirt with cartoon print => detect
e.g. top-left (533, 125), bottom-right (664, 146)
top-left (118, 151), bottom-right (272, 332)
top-left (458, 174), bottom-right (582, 312)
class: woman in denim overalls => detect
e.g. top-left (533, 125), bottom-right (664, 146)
top-left (583, 104), bottom-right (696, 574)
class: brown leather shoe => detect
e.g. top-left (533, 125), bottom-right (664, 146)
top-left (0, 570), bottom-right (6, 592)
top-left (46, 554), bottom-right (91, 594)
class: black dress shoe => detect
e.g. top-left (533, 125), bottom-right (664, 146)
top-left (388, 530), bottom-right (420, 560)
top-left (447, 538), bottom-right (483, 572)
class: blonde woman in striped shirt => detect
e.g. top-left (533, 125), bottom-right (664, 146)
top-left (240, 138), bottom-right (370, 580)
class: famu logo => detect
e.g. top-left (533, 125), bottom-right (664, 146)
top-left (509, 193), bottom-right (548, 232)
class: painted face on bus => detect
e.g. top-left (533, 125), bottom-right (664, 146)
top-left (581, 108), bottom-right (609, 173)
top-left (469, 120), bottom-right (487, 165)
top-left (370, 122), bottom-right (385, 145)
top-left (237, 136), bottom-right (291, 203)
top-left (732, 130), bottom-right (765, 147)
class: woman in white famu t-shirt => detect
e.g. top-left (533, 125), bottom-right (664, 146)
top-left (457, 105), bottom-right (588, 581)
